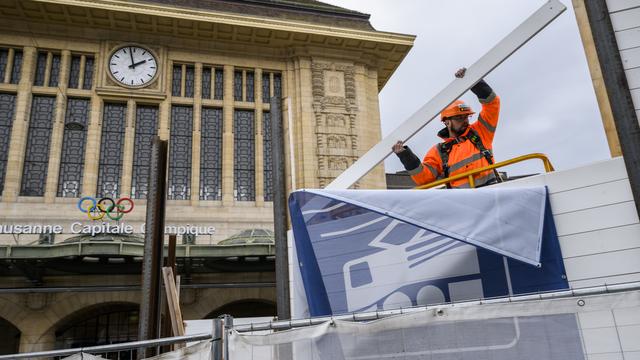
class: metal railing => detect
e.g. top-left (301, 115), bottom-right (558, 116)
top-left (0, 333), bottom-right (214, 360)
top-left (415, 153), bottom-right (555, 190)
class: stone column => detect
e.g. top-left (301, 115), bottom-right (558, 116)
top-left (44, 50), bottom-right (71, 203)
top-left (81, 95), bottom-right (103, 197)
top-left (294, 57), bottom-right (317, 189)
top-left (191, 62), bottom-right (202, 206)
top-left (222, 65), bottom-right (234, 205)
top-left (2, 47), bottom-right (36, 202)
top-left (254, 68), bottom-right (264, 206)
top-left (120, 99), bottom-right (136, 196)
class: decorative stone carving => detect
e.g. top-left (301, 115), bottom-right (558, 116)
top-left (327, 135), bottom-right (347, 149)
top-left (311, 60), bottom-right (361, 187)
top-left (328, 157), bottom-right (349, 171)
top-left (327, 114), bottom-right (345, 127)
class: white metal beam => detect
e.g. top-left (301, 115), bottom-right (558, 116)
top-left (326, 0), bottom-right (566, 190)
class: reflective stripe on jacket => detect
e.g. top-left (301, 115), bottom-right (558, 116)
top-left (410, 94), bottom-right (500, 188)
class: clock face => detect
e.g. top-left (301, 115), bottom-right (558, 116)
top-left (108, 45), bottom-right (158, 88)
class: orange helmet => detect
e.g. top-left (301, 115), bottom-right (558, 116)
top-left (441, 100), bottom-right (475, 121)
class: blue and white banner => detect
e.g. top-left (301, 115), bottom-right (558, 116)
top-left (289, 187), bottom-right (568, 316)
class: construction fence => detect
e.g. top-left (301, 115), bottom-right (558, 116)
top-left (3, 284), bottom-right (639, 360)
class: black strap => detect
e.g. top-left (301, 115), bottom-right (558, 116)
top-left (466, 129), bottom-right (503, 183)
top-left (437, 129), bottom-right (502, 187)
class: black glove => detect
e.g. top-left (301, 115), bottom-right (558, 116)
top-left (470, 80), bottom-right (495, 103)
top-left (395, 146), bottom-right (421, 172)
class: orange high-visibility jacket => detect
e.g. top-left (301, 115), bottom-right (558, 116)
top-left (409, 94), bottom-right (500, 188)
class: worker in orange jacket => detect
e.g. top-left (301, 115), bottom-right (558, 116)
top-left (393, 68), bottom-right (501, 188)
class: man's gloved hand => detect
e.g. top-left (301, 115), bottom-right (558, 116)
top-left (392, 141), bottom-right (421, 172)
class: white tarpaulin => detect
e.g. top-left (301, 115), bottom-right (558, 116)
top-left (301, 187), bottom-right (546, 266)
top-left (229, 289), bottom-right (640, 360)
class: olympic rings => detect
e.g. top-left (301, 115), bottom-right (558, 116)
top-left (77, 196), bottom-right (134, 221)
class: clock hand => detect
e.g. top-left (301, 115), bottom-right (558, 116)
top-left (128, 47), bottom-right (135, 68)
top-left (128, 59), bottom-right (147, 69)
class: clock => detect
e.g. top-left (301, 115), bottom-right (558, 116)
top-left (108, 45), bottom-right (158, 88)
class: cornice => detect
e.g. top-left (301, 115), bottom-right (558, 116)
top-left (34, 0), bottom-right (416, 46)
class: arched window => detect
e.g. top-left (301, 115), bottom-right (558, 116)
top-left (55, 303), bottom-right (138, 358)
top-left (0, 317), bottom-right (20, 356)
top-left (206, 299), bottom-right (276, 319)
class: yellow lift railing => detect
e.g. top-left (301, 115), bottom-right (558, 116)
top-left (415, 153), bottom-right (555, 190)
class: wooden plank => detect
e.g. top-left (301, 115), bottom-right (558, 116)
top-left (610, 7), bottom-right (640, 31)
top-left (615, 27), bottom-right (640, 50)
top-left (549, 178), bottom-right (633, 215)
top-left (564, 248), bottom-right (640, 281)
top-left (606, 0), bottom-right (640, 13)
top-left (620, 46), bottom-right (640, 69)
top-left (625, 67), bottom-right (640, 89)
top-left (560, 223), bottom-right (640, 258)
top-left (162, 267), bottom-right (185, 337)
top-left (554, 201), bottom-right (639, 237)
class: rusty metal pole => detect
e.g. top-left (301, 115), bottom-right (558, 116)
top-left (270, 96), bottom-right (290, 319)
top-left (138, 137), bottom-right (168, 358)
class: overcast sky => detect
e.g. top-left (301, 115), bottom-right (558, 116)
top-left (322, 0), bottom-right (611, 176)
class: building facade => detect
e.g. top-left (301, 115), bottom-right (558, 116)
top-left (0, 0), bottom-right (413, 354)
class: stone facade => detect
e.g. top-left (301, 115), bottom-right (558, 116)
top-left (0, 0), bottom-right (413, 353)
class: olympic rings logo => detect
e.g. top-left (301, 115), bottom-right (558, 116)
top-left (77, 196), bottom-right (134, 221)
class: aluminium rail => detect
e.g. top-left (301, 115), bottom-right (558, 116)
top-left (0, 333), bottom-right (214, 359)
top-left (415, 153), bottom-right (555, 190)
top-left (232, 281), bottom-right (640, 332)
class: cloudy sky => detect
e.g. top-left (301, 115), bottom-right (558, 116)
top-left (322, 0), bottom-right (612, 176)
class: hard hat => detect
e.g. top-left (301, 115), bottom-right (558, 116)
top-left (441, 100), bottom-right (475, 120)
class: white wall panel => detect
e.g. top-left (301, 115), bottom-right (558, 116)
top-left (621, 47), bottom-right (640, 69)
top-left (560, 223), bottom-right (640, 258)
top-left (625, 67), bottom-right (640, 89)
top-left (564, 248), bottom-right (640, 281)
top-left (570, 273), bottom-right (640, 288)
top-left (610, 7), bottom-right (640, 31)
top-left (606, 0), bottom-right (640, 13)
top-left (615, 27), bottom-right (640, 50)
top-left (554, 201), bottom-right (638, 236)
top-left (549, 179), bottom-right (633, 215)
top-left (632, 88), bottom-right (640, 109)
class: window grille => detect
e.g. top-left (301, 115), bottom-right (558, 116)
top-left (262, 73), bottom-right (270, 103)
top-left (274, 73), bottom-right (282, 99)
top-left (49, 54), bottom-right (61, 87)
top-left (263, 111), bottom-right (273, 201)
top-left (200, 108), bottom-right (222, 200)
top-left (131, 105), bottom-right (158, 199)
top-left (10, 50), bottom-right (22, 84)
top-left (83, 56), bottom-right (94, 90)
top-left (97, 103), bottom-right (126, 198)
top-left (57, 98), bottom-right (90, 198)
top-left (68, 55), bottom-right (81, 89)
top-left (234, 110), bottom-right (255, 201)
top-left (246, 71), bottom-right (254, 102)
top-left (234, 70), bottom-right (243, 101)
top-left (0, 93), bottom-right (16, 195)
top-left (185, 65), bottom-right (195, 98)
top-left (20, 96), bottom-right (56, 196)
top-left (214, 68), bottom-right (223, 100)
top-left (168, 106), bottom-right (193, 200)
top-left (34, 52), bottom-right (47, 86)
top-left (202, 66), bottom-right (211, 99)
top-left (0, 49), bottom-right (7, 81)
top-left (171, 64), bottom-right (182, 97)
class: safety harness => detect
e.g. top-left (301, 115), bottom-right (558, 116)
top-left (436, 128), bottom-right (503, 188)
